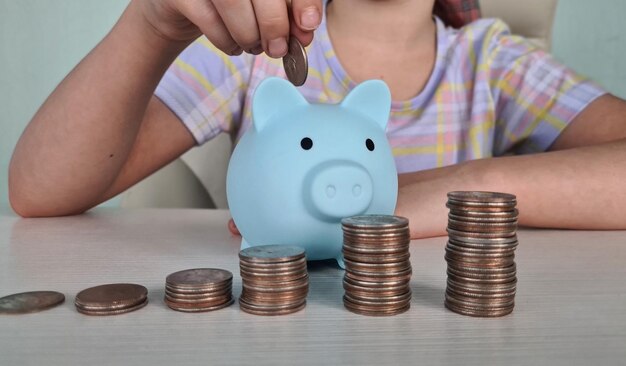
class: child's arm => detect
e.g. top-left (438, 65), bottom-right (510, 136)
top-left (397, 94), bottom-right (626, 239)
top-left (9, 0), bottom-right (322, 217)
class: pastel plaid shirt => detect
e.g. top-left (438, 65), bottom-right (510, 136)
top-left (155, 11), bottom-right (605, 174)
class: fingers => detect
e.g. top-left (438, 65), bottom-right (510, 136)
top-left (291, 0), bottom-right (322, 33)
top-left (177, 0), bottom-right (242, 55)
top-left (212, 0), bottom-right (261, 53)
top-left (228, 219), bottom-right (241, 236)
top-left (177, 0), bottom-right (322, 57)
top-left (251, 0), bottom-right (290, 58)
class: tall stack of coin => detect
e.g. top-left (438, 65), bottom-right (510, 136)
top-left (445, 191), bottom-right (518, 317)
top-left (164, 268), bottom-right (234, 312)
top-left (342, 215), bottom-right (412, 316)
top-left (75, 283), bottom-right (148, 316)
top-left (239, 245), bottom-right (308, 316)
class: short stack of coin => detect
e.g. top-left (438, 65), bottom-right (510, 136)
top-left (445, 191), bottom-right (519, 317)
top-left (239, 245), bottom-right (308, 316)
top-left (164, 268), bottom-right (234, 312)
top-left (75, 283), bottom-right (148, 316)
top-left (342, 215), bottom-right (412, 316)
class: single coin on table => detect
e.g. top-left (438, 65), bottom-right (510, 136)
top-left (0, 291), bottom-right (65, 314)
top-left (282, 36), bottom-right (308, 86)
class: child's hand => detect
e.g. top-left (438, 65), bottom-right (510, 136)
top-left (139, 0), bottom-right (322, 58)
top-left (228, 218), bottom-right (241, 236)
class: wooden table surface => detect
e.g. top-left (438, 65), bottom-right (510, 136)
top-left (1, 208), bottom-right (625, 365)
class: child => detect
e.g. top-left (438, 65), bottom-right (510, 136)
top-left (9, 0), bottom-right (626, 238)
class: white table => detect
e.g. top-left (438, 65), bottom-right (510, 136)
top-left (1, 208), bottom-right (625, 365)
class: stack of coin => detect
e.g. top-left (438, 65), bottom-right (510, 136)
top-left (75, 283), bottom-right (148, 316)
top-left (165, 268), bottom-right (234, 312)
top-left (342, 215), bottom-right (412, 316)
top-left (445, 191), bottom-right (519, 317)
top-left (239, 245), bottom-right (308, 316)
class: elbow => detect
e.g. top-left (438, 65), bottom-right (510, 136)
top-left (8, 179), bottom-right (89, 218)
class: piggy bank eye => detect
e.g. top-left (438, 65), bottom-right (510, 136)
top-left (366, 138), bottom-right (375, 151)
top-left (301, 137), bottom-right (313, 150)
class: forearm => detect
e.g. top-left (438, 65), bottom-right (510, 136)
top-left (396, 139), bottom-right (626, 238)
top-left (9, 2), bottom-right (188, 216)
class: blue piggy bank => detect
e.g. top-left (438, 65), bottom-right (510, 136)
top-left (226, 77), bottom-right (398, 267)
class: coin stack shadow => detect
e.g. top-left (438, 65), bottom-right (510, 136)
top-left (445, 191), bottom-right (519, 317)
top-left (342, 215), bottom-right (412, 316)
top-left (75, 283), bottom-right (148, 316)
top-left (239, 245), bottom-right (309, 316)
top-left (165, 268), bottom-right (234, 312)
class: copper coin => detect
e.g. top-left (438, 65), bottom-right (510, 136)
top-left (165, 283), bottom-right (233, 299)
top-left (239, 299), bottom-right (306, 316)
top-left (239, 257), bottom-right (307, 271)
top-left (164, 291), bottom-right (233, 304)
top-left (448, 238), bottom-right (518, 251)
top-left (165, 297), bottom-right (234, 313)
top-left (446, 284), bottom-right (516, 299)
top-left (282, 36), bottom-right (308, 86)
top-left (446, 243), bottom-right (516, 257)
top-left (76, 298), bottom-right (148, 316)
top-left (342, 244), bottom-right (409, 255)
top-left (344, 259), bottom-right (412, 273)
top-left (345, 269), bottom-right (412, 283)
top-left (344, 302), bottom-right (410, 317)
top-left (0, 291), bottom-right (65, 315)
top-left (343, 275), bottom-right (410, 288)
top-left (447, 266), bottom-right (516, 280)
top-left (448, 213), bottom-right (517, 224)
top-left (446, 202), bottom-right (516, 213)
top-left (239, 245), bottom-right (305, 264)
top-left (447, 228), bottom-right (517, 239)
top-left (445, 301), bottom-right (513, 317)
top-left (75, 283), bottom-right (147, 310)
top-left (448, 219), bottom-right (518, 233)
top-left (343, 295), bottom-right (410, 312)
top-left (342, 250), bottom-right (410, 264)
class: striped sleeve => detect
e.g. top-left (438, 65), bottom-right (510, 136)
top-left (155, 37), bottom-right (253, 145)
top-left (487, 23), bottom-right (606, 155)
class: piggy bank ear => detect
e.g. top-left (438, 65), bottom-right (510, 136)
top-left (252, 77), bottom-right (308, 132)
top-left (340, 80), bottom-right (391, 130)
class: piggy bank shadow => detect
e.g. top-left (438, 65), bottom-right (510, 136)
top-left (306, 259), bottom-right (346, 310)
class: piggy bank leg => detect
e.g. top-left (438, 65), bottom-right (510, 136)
top-left (336, 255), bottom-right (346, 269)
top-left (240, 237), bottom-right (252, 250)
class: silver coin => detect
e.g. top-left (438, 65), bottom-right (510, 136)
top-left (166, 268), bottom-right (232, 289)
top-left (342, 215), bottom-right (409, 229)
top-left (0, 291), bottom-right (65, 315)
top-left (447, 191), bottom-right (517, 203)
top-left (282, 37), bottom-right (308, 86)
top-left (239, 245), bottom-right (305, 263)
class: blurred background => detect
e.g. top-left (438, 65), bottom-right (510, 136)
top-left (1, 0), bottom-right (625, 211)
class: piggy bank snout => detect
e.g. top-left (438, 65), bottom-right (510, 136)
top-left (305, 161), bottom-right (373, 220)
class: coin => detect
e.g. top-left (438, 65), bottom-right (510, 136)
top-left (0, 291), bottom-right (65, 315)
top-left (166, 268), bottom-right (232, 288)
top-left (75, 284), bottom-right (148, 316)
top-left (282, 36), bottom-right (308, 86)
top-left (444, 191), bottom-right (519, 317)
top-left (239, 245), bottom-right (305, 264)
